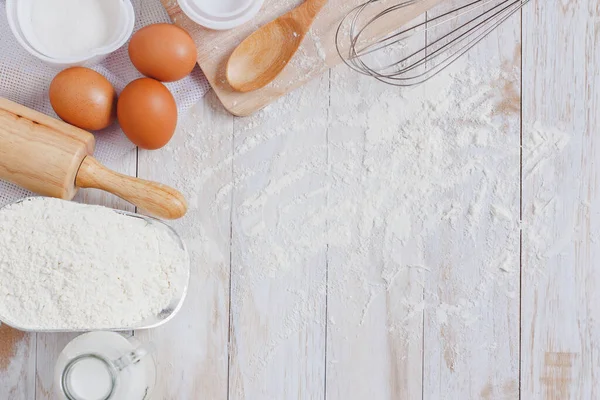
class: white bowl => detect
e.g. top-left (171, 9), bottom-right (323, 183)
top-left (5, 0), bottom-right (135, 68)
top-left (178, 0), bottom-right (264, 30)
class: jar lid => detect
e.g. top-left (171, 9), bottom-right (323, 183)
top-left (177, 0), bottom-right (264, 30)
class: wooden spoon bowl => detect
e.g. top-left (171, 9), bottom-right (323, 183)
top-left (227, 0), bottom-right (327, 93)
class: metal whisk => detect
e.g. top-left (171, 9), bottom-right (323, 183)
top-left (336, 0), bottom-right (530, 86)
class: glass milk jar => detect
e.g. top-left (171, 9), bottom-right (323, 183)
top-left (54, 331), bottom-right (156, 400)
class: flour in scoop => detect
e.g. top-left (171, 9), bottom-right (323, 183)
top-left (0, 197), bottom-right (187, 330)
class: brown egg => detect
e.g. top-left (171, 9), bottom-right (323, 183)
top-left (49, 67), bottom-right (117, 131)
top-left (117, 78), bottom-right (177, 150)
top-left (128, 23), bottom-right (197, 82)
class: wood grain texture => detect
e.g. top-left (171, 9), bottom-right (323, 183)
top-left (0, 325), bottom-right (34, 400)
top-left (324, 15), bottom-right (427, 400)
top-left (3, 3), bottom-right (600, 398)
top-left (325, 76), bottom-right (426, 400)
top-left (521, 0), bottom-right (600, 398)
top-left (135, 94), bottom-right (233, 400)
top-left (0, 98), bottom-right (94, 200)
top-left (420, 2), bottom-right (521, 399)
top-left (161, 0), bottom-right (444, 116)
top-left (0, 97), bottom-right (96, 154)
top-left (227, 72), bottom-right (329, 399)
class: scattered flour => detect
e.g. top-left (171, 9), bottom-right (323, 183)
top-left (151, 51), bottom-right (571, 384)
top-left (0, 197), bottom-right (187, 330)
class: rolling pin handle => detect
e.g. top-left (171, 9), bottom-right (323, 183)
top-left (75, 156), bottom-right (187, 220)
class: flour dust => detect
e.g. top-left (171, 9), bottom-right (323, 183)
top-left (148, 55), bottom-right (570, 382)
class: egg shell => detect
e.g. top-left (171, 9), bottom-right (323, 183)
top-left (49, 67), bottom-right (117, 131)
top-left (128, 23), bottom-right (197, 82)
top-left (117, 78), bottom-right (177, 150)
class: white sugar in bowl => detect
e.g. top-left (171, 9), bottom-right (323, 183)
top-left (6, 0), bottom-right (135, 68)
top-left (178, 0), bottom-right (264, 30)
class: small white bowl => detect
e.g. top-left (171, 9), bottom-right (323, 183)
top-left (5, 0), bottom-right (135, 68)
top-left (178, 0), bottom-right (264, 30)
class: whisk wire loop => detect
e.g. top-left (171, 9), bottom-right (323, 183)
top-left (336, 0), bottom-right (530, 86)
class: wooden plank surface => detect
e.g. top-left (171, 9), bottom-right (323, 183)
top-left (2, 1), bottom-right (600, 399)
top-left (0, 325), bottom-right (34, 400)
top-left (421, 2), bottom-right (521, 399)
top-left (324, 16), bottom-right (427, 399)
top-left (161, 0), bottom-right (444, 116)
top-left (521, 0), bottom-right (600, 398)
top-left (135, 94), bottom-right (233, 399)
top-left (227, 71), bottom-right (329, 399)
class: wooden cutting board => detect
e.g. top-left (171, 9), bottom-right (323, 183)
top-left (161, 0), bottom-right (443, 116)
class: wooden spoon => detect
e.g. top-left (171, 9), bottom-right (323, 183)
top-left (226, 0), bottom-right (327, 93)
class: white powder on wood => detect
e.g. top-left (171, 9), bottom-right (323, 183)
top-left (149, 53), bottom-right (570, 378)
top-left (0, 197), bottom-right (187, 330)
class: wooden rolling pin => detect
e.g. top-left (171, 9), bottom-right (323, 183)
top-left (0, 98), bottom-right (187, 219)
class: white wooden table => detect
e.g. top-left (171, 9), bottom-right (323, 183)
top-left (1, 1), bottom-right (599, 398)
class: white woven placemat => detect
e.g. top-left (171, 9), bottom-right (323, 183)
top-left (0, 0), bottom-right (211, 207)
